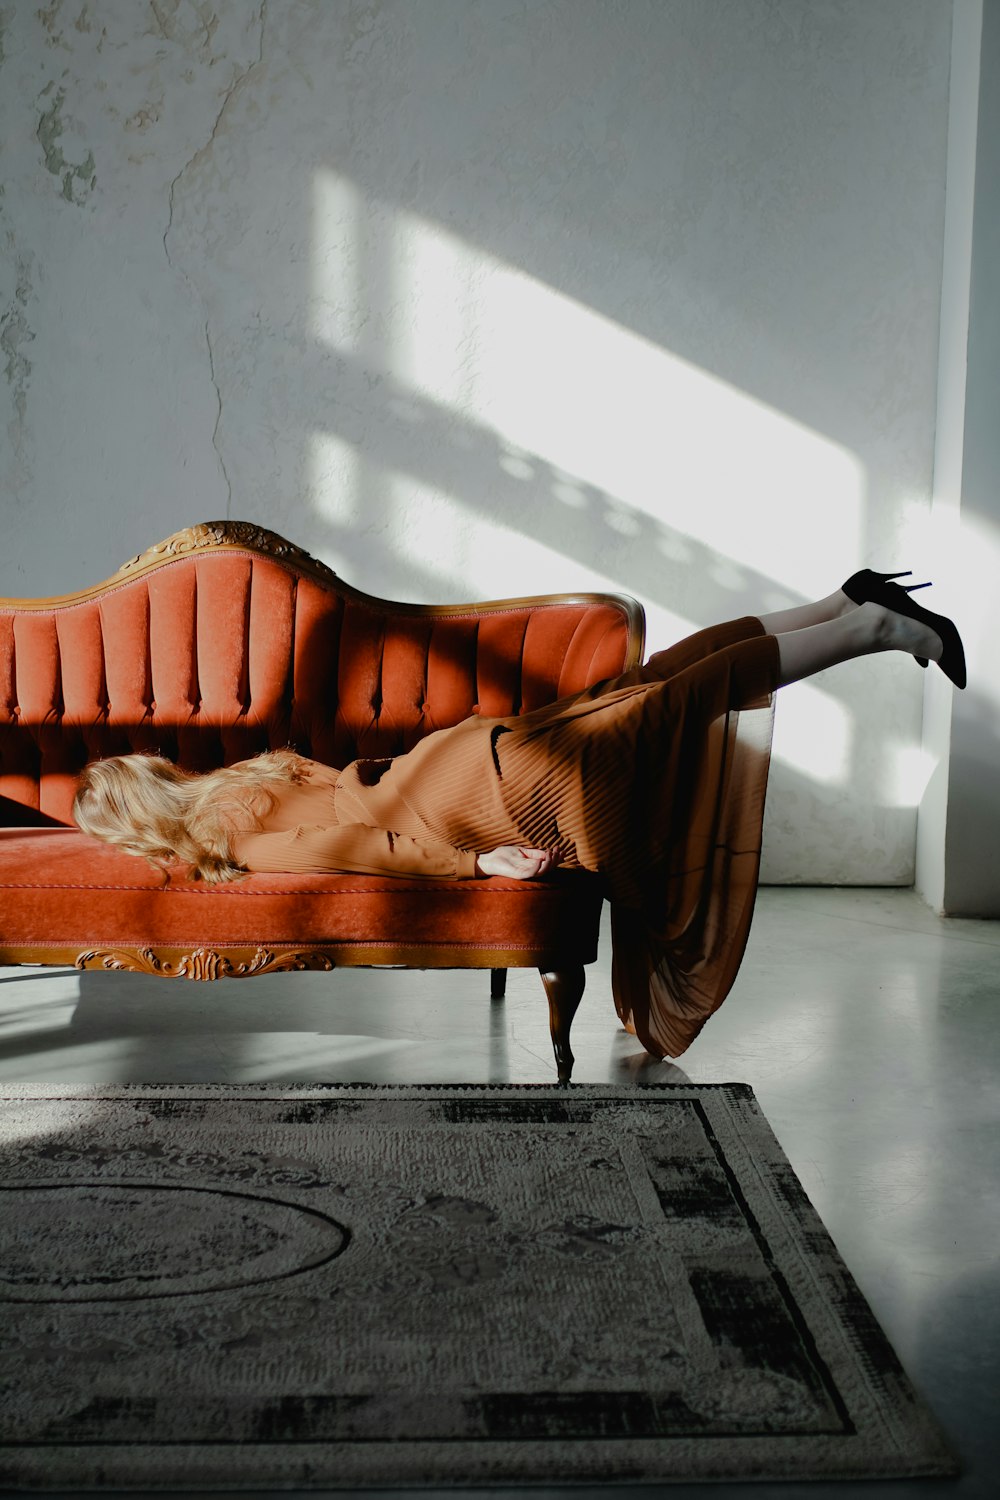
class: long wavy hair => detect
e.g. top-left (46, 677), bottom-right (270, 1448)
top-left (72, 749), bottom-right (307, 884)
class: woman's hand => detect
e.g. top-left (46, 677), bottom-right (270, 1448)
top-left (474, 846), bottom-right (562, 880)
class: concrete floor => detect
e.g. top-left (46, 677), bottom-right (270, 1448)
top-left (1, 886), bottom-right (997, 1499)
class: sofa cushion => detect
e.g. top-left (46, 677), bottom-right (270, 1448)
top-left (0, 830), bottom-right (604, 964)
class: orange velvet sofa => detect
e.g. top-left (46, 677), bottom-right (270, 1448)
top-left (0, 522), bottom-right (644, 1083)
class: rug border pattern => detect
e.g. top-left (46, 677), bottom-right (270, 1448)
top-left (0, 1082), bottom-right (961, 1488)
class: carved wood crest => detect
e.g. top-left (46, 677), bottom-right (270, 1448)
top-left (75, 946), bottom-right (336, 980)
top-left (118, 522), bottom-right (338, 582)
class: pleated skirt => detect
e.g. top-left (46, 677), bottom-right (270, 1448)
top-left (397, 615), bottom-right (779, 1060)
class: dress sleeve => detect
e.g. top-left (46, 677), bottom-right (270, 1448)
top-left (233, 824), bottom-right (479, 879)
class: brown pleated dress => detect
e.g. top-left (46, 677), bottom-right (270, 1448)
top-left (239, 616), bottom-right (779, 1060)
top-left (492, 615), bottom-right (778, 1060)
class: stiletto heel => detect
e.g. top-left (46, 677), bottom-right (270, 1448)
top-left (840, 568), bottom-right (927, 604)
top-left (841, 568), bottom-right (942, 678)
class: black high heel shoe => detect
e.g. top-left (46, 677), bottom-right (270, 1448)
top-left (841, 570), bottom-right (930, 666)
top-left (840, 568), bottom-right (966, 689)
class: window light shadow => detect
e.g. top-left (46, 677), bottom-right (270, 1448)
top-left (300, 173), bottom-right (945, 836)
top-left (157, 84), bottom-right (936, 864)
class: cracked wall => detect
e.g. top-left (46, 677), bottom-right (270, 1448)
top-left (0, 0), bottom-right (264, 588)
top-left (0, 1), bottom-right (956, 883)
top-left (37, 84), bottom-right (97, 203)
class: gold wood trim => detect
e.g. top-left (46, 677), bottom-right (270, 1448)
top-left (0, 941), bottom-right (598, 974)
top-left (117, 522), bottom-right (339, 583)
top-left (73, 946), bottom-right (336, 980)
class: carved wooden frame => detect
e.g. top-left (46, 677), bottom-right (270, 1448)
top-left (0, 939), bottom-right (600, 978)
top-left (74, 946), bottom-right (336, 981)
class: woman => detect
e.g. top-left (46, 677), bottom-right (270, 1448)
top-left (73, 570), bottom-right (964, 1059)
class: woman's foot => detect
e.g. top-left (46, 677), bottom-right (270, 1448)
top-left (849, 579), bottom-right (966, 688)
top-left (838, 568), bottom-right (931, 665)
top-left (863, 600), bottom-right (942, 664)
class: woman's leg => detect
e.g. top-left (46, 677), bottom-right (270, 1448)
top-left (621, 586), bottom-right (856, 691)
top-left (772, 600), bottom-right (942, 689)
top-left (756, 588), bottom-right (853, 635)
top-left (640, 584), bottom-right (866, 688)
top-left (599, 585), bottom-right (939, 697)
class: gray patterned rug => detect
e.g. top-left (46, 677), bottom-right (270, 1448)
top-left (0, 1082), bottom-right (957, 1489)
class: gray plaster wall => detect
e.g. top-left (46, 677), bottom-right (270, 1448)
top-left (0, 0), bottom-right (954, 883)
top-left (945, 0), bottom-right (1000, 914)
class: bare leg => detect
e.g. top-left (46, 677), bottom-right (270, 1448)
top-left (774, 601), bottom-right (942, 688)
top-left (757, 588), bottom-right (854, 635)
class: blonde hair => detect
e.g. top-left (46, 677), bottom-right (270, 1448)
top-left (72, 749), bottom-right (307, 884)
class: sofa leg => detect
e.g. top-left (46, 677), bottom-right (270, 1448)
top-left (490, 967), bottom-right (507, 999)
top-left (539, 965), bottom-right (586, 1087)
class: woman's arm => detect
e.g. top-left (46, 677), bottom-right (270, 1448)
top-left (235, 827), bottom-right (561, 881)
top-left (236, 824), bottom-right (478, 879)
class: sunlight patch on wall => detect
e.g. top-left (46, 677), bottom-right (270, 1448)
top-left (390, 210), bottom-right (477, 411)
top-left (310, 170), bottom-right (365, 353)
top-left (382, 476), bottom-right (476, 592)
top-left (374, 462), bottom-right (684, 611)
top-left (307, 170), bottom-right (867, 792)
top-left (309, 169), bottom-right (865, 596)
top-left (465, 270), bottom-right (864, 595)
top-left (912, 502), bottom-right (991, 669)
top-left (883, 744), bottom-right (938, 809)
top-left (311, 432), bottom-right (360, 529)
top-left (770, 682), bottom-right (853, 787)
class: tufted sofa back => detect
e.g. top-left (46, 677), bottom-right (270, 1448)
top-left (0, 522), bottom-right (644, 827)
